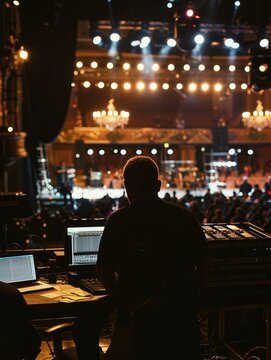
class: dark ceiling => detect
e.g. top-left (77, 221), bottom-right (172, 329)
top-left (75, 0), bottom-right (271, 26)
top-left (21, 0), bottom-right (270, 57)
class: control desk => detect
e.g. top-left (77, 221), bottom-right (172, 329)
top-left (202, 222), bottom-right (271, 285)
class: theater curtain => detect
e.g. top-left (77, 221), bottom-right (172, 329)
top-left (19, 0), bottom-right (77, 143)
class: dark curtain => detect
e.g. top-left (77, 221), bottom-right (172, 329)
top-left (19, 0), bottom-right (77, 143)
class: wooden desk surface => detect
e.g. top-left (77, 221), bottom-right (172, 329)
top-left (24, 283), bottom-right (105, 320)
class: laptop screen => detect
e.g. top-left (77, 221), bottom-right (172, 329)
top-left (0, 254), bottom-right (37, 284)
top-left (65, 218), bottom-right (106, 272)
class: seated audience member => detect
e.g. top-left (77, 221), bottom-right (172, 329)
top-left (0, 281), bottom-right (41, 360)
top-left (210, 208), bottom-right (226, 223)
top-left (73, 156), bottom-right (213, 360)
top-left (250, 184), bottom-right (263, 202)
top-left (239, 176), bottom-right (252, 197)
top-left (264, 176), bottom-right (271, 199)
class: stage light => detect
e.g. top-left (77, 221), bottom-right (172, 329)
top-left (249, 48), bottom-right (271, 91)
top-left (168, 64), bottom-right (175, 71)
top-left (149, 82), bottom-right (158, 91)
top-left (123, 82), bottom-right (131, 90)
top-left (244, 65), bottom-right (250, 72)
top-left (213, 65), bottom-right (220, 72)
top-left (260, 38), bottom-right (269, 48)
top-left (234, 1), bottom-right (241, 7)
top-left (186, 9), bottom-right (194, 17)
top-left (136, 149), bottom-right (142, 155)
top-left (174, 7), bottom-right (200, 51)
top-left (183, 64), bottom-right (190, 71)
top-left (120, 149), bottom-right (126, 155)
top-left (140, 36), bottom-right (151, 48)
top-left (83, 81), bottom-right (91, 88)
top-left (131, 40), bottom-right (140, 47)
top-left (93, 35), bottom-right (102, 45)
top-left (123, 63), bottom-right (130, 70)
top-left (232, 42), bottom-right (240, 49)
top-left (214, 83), bottom-right (222, 92)
top-left (151, 148), bottom-right (158, 155)
top-left (162, 83), bottom-right (170, 90)
top-left (229, 65), bottom-right (236, 72)
top-left (99, 149), bottom-right (105, 155)
top-left (224, 38), bottom-right (234, 47)
top-left (176, 83), bottom-right (183, 90)
top-left (90, 61), bottom-right (98, 68)
top-left (201, 83), bottom-right (209, 91)
top-left (97, 81), bottom-right (105, 88)
top-left (241, 83), bottom-right (248, 90)
top-left (87, 149), bottom-right (94, 155)
top-left (76, 61), bottom-right (83, 68)
top-left (198, 64), bottom-right (205, 71)
top-left (110, 32), bottom-right (120, 42)
top-left (137, 63), bottom-right (144, 71)
top-left (111, 82), bottom-right (118, 89)
top-left (152, 63), bottom-right (160, 71)
top-left (107, 62), bottom-right (114, 69)
top-left (167, 2), bottom-right (173, 9)
top-left (229, 83), bottom-right (236, 90)
top-left (167, 38), bottom-right (176, 47)
top-left (188, 82), bottom-right (197, 92)
top-left (136, 81), bottom-right (145, 90)
top-left (194, 34), bottom-right (204, 45)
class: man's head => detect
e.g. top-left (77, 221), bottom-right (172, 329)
top-left (123, 156), bottom-right (161, 202)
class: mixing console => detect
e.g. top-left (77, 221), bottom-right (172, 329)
top-left (202, 222), bottom-right (271, 285)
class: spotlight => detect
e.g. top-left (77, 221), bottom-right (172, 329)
top-left (174, 7), bottom-right (200, 51)
top-left (110, 32), bottom-right (120, 42)
top-left (140, 36), bottom-right (151, 48)
top-left (260, 38), bottom-right (269, 48)
top-left (167, 38), bottom-right (177, 47)
top-left (194, 34), bottom-right (204, 45)
top-left (185, 9), bottom-right (194, 17)
top-left (249, 48), bottom-right (271, 91)
top-left (234, 1), bottom-right (241, 7)
top-left (93, 35), bottom-right (102, 45)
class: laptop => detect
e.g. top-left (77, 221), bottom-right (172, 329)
top-left (64, 218), bottom-right (108, 295)
top-left (0, 253), bottom-right (54, 293)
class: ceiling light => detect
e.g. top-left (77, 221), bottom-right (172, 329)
top-left (93, 99), bottom-right (129, 132)
top-left (242, 100), bottom-right (271, 132)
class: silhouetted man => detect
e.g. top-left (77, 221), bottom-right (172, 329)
top-left (73, 156), bottom-right (212, 360)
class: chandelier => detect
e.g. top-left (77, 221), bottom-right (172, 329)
top-left (92, 99), bottom-right (130, 132)
top-left (242, 100), bottom-right (271, 132)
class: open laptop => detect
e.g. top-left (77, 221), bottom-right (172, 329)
top-left (64, 218), bottom-right (108, 295)
top-left (0, 253), bottom-right (54, 293)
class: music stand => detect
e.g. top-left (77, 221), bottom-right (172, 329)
top-left (0, 192), bottom-right (33, 254)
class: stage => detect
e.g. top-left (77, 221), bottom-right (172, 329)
top-left (39, 183), bottom-right (238, 202)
